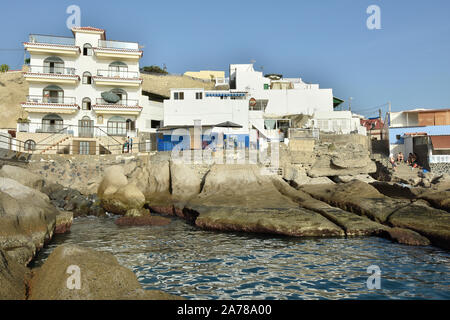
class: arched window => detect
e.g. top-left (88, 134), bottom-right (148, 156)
top-left (97, 115), bottom-right (104, 125)
top-left (43, 85), bottom-right (63, 103)
top-left (24, 140), bottom-right (36, 151)
top-left (83, 43), bottom-right (93, 56)
top-left (43, 56), bottom-right (64, 74)
top-left (107, 116), bottom-right (126, 136)
top-left (42, 114), bottom-right (63, 133)
top-left (82, 97), bottom-right (91, 110)
top-left (108, 61), bottom-right (128, 77)
top-left (82, 72), bottom-right (92, 84)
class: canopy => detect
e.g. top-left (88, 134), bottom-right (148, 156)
top-left (431, 135), bottom-right (450, 150)
top-left (101, 91), bottom-right (120, 103)
top-left (214, 121), bottom-right (243, 128)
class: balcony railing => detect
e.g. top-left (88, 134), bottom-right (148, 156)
top-left (28, 65), bottom-right (77, 76)
top-left (95, 98), bottom-right (139, 107)
top-left (98, 39), bottom-right (139, 50)
top-left (28, 34), bottom-right (75, 46)
top-left (96, 69), bottom-right (139, 78)
top-left (26, 95), bottom-right (77, 105)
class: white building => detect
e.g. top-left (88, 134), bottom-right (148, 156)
top-left (161, 63), bottom-right (365, 150)
top-left (17, 26), bottom-right (163, 154)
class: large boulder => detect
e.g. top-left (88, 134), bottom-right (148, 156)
top-left (0, 177), bottom-right (58, 265)
top-left (0, 165), bottom-right (44, 190)
top-left (28, 245), bottom-right (183, 300)
top-left (307, 144), bottom-right (376, 178)
top-left (170, 161), bottom-right (203, 201)
top-left (388, 201), bottom-right (450, 249)
top-left (186, 165), bottom-right (345, 237)
top-left (0, 249), bottom-right (30, 300)
top-left (98, 166), bottom-right (145, 215)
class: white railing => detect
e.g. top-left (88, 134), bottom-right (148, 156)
top-left (430, 155), bottom-right (450, 163)
top-left (29, 34), bottom-right (75, 46)
top-left (98, 39), bottom-right (139, 50)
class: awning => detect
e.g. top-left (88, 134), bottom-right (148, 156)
top-left (205, 92), bottom-right (246, 97)
top-left (431, 135), bottom-right (450, 150)
top-left (333, 97), bottom-right (345, 108)
top-left (214, 121), bottom-right (243, 128)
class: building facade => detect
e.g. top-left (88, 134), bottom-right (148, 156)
top-left (17, 27), bottom-right (163, 154)
top-left (388, 108), bottom-right (450, 173)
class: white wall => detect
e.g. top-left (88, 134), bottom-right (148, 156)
top-left (164, 89), bottom-right (249, 129)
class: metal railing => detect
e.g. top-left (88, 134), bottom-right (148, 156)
top-left (98, 39), bottom-right (139, 50)
top-left (95, 98), bottom-right (139, 107)
top-left (96, 69), bottom-right (139, 78)
top-left (28, 34), bottom-right (75, 46)
top-left (430, 155), bottom-right (450, 164)
top-left (26, 95), bottom-right (77, 104)
top-left (27, 65), bottom-right (76, 75)
top-left (288, 128), bottom-right (320, 140)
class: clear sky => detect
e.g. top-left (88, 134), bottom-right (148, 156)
top-left (1, 0), bottom-right (449, 117)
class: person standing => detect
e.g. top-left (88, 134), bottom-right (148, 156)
top-left (130, 136), bottom-right (133, 152)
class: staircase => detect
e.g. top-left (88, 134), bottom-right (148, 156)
top-left (40, 136), bottom-right (71, 154)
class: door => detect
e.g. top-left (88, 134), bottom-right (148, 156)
top-left (79, 118), bottom-right (94, 138)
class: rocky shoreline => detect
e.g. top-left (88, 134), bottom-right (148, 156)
top-left (1, 148), bottom-right (449, 300)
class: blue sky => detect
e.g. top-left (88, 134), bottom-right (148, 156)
top-left (1, 0), bottom-right (449, 116)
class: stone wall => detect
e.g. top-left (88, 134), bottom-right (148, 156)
top-left (430, 162), bottom-right (450, 175)
top-left (289, 139), bottom-right (315, 152)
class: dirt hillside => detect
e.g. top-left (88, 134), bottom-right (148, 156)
top-left (0, 71), bottom-right (215, 129)
top-left (0, 71), bottom-right (28, 129)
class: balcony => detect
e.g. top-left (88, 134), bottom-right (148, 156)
top-left (24, 65), bottom-right (79, 85)
top-left (92, 69), bottom-right (142, 87)
top-left (94, 39), bottom-right (142, 60)
top-left (22, 95), bottom-right (78, 114)
top-left (25, 34), bottom-right (80, 56)
top-left (93, 98), bottom-right (142, 115)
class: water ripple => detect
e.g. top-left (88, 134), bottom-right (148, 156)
top-left (32, 216), bottom-right (450, 300)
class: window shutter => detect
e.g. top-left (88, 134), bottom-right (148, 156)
top-left (73, 140), bottom-right (80, 154)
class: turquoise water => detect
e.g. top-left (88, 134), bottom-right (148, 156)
top-left (33, 216), bottom-right (450, 300)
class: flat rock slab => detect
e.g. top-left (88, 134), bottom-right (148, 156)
top-left (186, 165), bottom-right (345, 237)
top-left (388, 202), bottom-right (450, 250)
top-left (272, 179), bottom-right (387, 237)
top-left (192, 205), bottom-right (345, 237)
top-left (300, 181), bottom-right (410, 223)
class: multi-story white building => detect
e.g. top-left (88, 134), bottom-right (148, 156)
top-left (161, 63), bottom-right (365, 150)
top-left (17, 26), bottom-right (163, 154)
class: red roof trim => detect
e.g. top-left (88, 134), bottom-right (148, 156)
top-left (92, 76), bottom-right (142, 81)
top-left (24, 42), bottom-right (80, 50)
top-left (24, 73), bottom-right (80, 79)
top-left (22, 102), bottom-right (79, 108)
top-left (93, 47), bottom-right (142, 54)
top-left (92, 105), bottom-right (142, 110)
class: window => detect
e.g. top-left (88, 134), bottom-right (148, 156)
top-left (174, 92), bottom-right (184, 100)
top-left (43, 56), bottom-right (64, 74)
top-left (82, 72), bottom-right (92, 84)
top-left (79, 141), bottom-right (90, 155)
top-left (24, 140), bottom-right (36, 151)
top-left (42, 113), bottom-right (63, 133)
top-left (43, 85), bottom-right (63, 103)
top-left (264, 84), bottom-right (269, 90)
top-left (196, 92), bottom-right (203, 100)
top-left (83, 44), bottom-right (93, 56)
top-left (82, 97), bottom-right (91, 110)
top-left (151, 120), bottom-right (161, 129)
top-left (97, 115), bottom-right (104, 125)
top-left (107, 116), bottom-right (127, 136)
